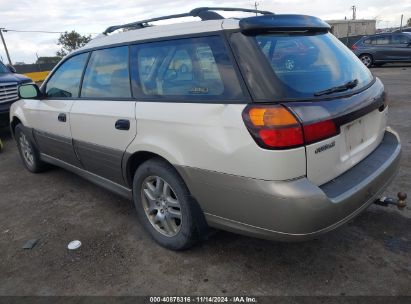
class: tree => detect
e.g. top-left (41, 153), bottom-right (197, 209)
top-left (407, 18), bottom-right (411, 27)
top-left (36, 56), bottom-right (60, 64)
top-left (56, 30), bottom-right (91, 57)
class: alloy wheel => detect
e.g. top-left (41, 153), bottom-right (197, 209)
top-left (141, 176), bottom-right (182, 237)
top-left (19, 133), bottom-right (34, 167)
top-left (360, 55), bottom-right (372, 67)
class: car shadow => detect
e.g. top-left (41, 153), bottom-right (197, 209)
top-left (175, 207), bottom-right (411, 291)
top-left (188, 206), bottom-right (411, 272)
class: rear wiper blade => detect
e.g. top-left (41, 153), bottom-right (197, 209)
top-left (314, 79), bottom-right (359, 97)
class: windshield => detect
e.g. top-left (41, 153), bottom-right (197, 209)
top-left (0, 61), bottom-right (10, 74)
top-left (253, 32), bottom-right (373, 99)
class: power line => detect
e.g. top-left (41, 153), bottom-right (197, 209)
top-left (2, 29), bottom-right (99, 35)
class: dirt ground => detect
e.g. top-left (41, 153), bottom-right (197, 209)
top-left (0, 65), bottom-right (410, 296)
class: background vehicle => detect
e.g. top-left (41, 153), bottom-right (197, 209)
top-left (0, 61), bottom-right (32, 126)
top-left (261, 38), bottom-right (318, 71)
top-left (392, 27), bottom-right (411, 33)
top-left (10, 8), bottom-right (401, 250)
top-left (351, 32), bottom-right (411, 67)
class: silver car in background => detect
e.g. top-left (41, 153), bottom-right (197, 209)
top-left (352, 32), bottom-right (411, 67)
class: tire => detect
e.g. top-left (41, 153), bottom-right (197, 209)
top-left (132, 158), bottom-right (207, 250)
top-left (15, 124), bottom-right (48, 173)
top-left (359, 54), bottom-right (373, 67)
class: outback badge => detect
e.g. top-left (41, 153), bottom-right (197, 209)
top-left (315, 141), bottom-right (336, 154)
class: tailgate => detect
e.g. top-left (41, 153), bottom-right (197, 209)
top-left (306, 108), bottom-right (387, 185)
top-left (286, 78), bottom-right (387, 186)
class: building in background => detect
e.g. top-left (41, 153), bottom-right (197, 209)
top-left (327, 19), bottom-right (376, 47)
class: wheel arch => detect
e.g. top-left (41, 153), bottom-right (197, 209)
top-left (359, 52), bottom-right (374, 60)
top-left (359, 52), bottom-right (373, 58)
top-left (10, 116), bottom-right (24, 137)
top-left (123, 150), bottom-right (182, 189)
top-left (10, 102), bottom-right (29, 137)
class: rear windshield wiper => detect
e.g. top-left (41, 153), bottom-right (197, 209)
top-left (314, 79), bottom-right (359, 97)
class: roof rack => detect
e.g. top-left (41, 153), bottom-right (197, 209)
top-left (103, 7), bottom-right (274, 35)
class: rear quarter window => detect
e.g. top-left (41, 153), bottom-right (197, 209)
top-left (130, 36), bottom-right (245, 102)
top-left (391, 34), bottom-right (410, 44)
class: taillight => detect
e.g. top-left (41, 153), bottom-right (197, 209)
top-left (303, 119), bottom-right (337, 144)
top-left (242, 105), bottom-right (339, 150)
top-left (351, 44), bottom-right (358, 50)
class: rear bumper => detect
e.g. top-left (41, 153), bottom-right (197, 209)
top-left (177, 129), bottom-right (401, 241)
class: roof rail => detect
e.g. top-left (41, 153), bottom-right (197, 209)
top-left (103, 7), bottom-right (274, 35)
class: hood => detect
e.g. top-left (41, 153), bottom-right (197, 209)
top-left (0, 72), bottom-right (32, 84)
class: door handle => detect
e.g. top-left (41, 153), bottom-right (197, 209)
top-left (58, 113), bottom-right (66, 122)
top-left (115, 119), bottom-right (130, 130)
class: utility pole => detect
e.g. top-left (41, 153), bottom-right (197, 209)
top-left (351, 5), bottom-right (356, 20)
top-left (254, 1), bottom-right (259, 16)
top-left (400, 14), bottom-right (403, 30)
top-left (0, 28), bottom-right (12, 65)
top-left (35, 52), bottom-right (42, 72)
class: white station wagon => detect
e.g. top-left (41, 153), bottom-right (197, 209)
top-left (11, 7), bottom-right (401, 250)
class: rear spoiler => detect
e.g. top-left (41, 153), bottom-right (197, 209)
top-left (239, 15), bottom-right (331, 34)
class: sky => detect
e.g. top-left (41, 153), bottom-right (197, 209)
top-left (1, 0), bottom-right (410, 64)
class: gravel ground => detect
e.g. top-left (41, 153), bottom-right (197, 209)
top-left (0, 64), bottom-right (410, 296)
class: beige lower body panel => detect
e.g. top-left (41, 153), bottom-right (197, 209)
top-left (176, 130), bottom-right (401, 241)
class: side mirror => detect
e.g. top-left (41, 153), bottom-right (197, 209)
top-left (6, 64), bottom-right (16, 73)
top-left (18, 84), bottom-right (41, 99)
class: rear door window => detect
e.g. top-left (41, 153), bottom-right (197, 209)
top-left (81, 46), bottom-right (131, 98)
top-left (45, 53), bottom-right (88, 98)
top-left (130, 36), bottom-right (244, 102)
top-left (375, 36), bottom-right (390, 45)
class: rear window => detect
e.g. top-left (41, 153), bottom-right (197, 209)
top-left (253, 33), bottom-right (373, 100)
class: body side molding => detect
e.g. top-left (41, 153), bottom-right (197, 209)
top-left (40, 153), bottom-right (132, 200)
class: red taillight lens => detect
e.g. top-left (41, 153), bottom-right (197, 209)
top-left (243, 105), bottom-right (304, 149)
top-left (303, 120), bottom-right (337, 144)
top-left (259, 127), bottom-right (304, 148)
top-left (243, 105), bottom-right (339, 150)
top-left (351, 44), bottom-right (358, 50)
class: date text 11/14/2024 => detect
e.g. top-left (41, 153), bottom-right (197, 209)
top-left (149, 296), bottom-right (258, 303)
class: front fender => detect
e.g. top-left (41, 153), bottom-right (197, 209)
top-left (10, 100), bottom-right (29, 132)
